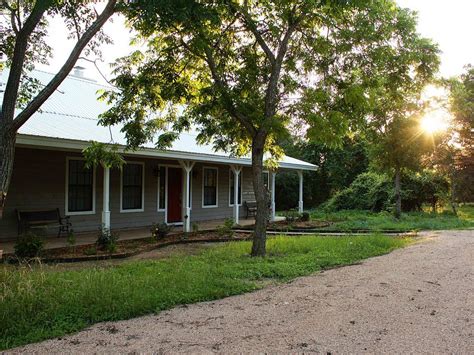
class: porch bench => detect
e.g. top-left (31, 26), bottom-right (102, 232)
top-left (244, 200), bottom-right (258, 219)
top-left (16, 208), bottom-right (72, 237)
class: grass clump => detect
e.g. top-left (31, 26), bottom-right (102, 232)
top-left (0, 234), bottom-right (408, 350)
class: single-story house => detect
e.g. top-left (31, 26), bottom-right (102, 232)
top-left (0, 68), bottom-right (316, 241)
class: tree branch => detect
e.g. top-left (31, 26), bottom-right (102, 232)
top-left (11, 0), bottom-right (117, 131)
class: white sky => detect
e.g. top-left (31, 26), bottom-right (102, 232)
top-left (38, 0), bottom-right (474, 84)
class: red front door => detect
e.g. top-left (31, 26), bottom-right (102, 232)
top-left (167, 168), bottom-right (182, 223)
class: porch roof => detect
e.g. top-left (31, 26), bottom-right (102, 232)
top-left (2, 69), bottom-right (316, 171)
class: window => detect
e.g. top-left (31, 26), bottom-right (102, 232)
top-left (157, 166), bottom-right (166, 211)
top-left (121, 162), bottom-right (144, 211)
top-left (66, 159), bottom-right (95, 214)
top-left (202, 167), bottom-right (218, 207)
top-left (229, 170), bottom-right (242, 206)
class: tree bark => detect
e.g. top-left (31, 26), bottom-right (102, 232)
top-left (394, 166), bottom-right (401, 219)
top-left (251, 135), bottom-right (268, 257)
top-left (450, 166), bottom-right (458, 216)
top-left (0, 123), bottom-right (16, 217)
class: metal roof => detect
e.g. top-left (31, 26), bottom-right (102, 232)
top-left (1, 69), bottom-right (316, 170)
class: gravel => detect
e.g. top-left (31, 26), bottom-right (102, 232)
top-left (10, 230), bottom-right (474, 354)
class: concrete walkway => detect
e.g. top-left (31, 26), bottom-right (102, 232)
top-left (11, 230), bottom-right (474, 354)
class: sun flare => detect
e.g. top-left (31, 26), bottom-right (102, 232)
top-left (420, 111), bottom-right (449, 133)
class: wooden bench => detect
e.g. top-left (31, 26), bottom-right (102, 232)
top-left (16, 208), bottom-right (72, 237)
top-left (244, 201), bottom-right (258, 219)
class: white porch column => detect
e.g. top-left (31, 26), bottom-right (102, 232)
top-left (298, 170), bottom-right (303, 213)
top-left (179, 160), bottom-right (195, 232)
top-left (270, 171), bottom-right (276, 221)
top-left (230, 165), bottom-right (242, 225)
top-left (102, 166), bottom-right (111, 230)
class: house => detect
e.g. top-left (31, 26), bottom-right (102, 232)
top-left (0, 68), bottom-right (316, 241)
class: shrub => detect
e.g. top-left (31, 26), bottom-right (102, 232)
top-left (14, 232), bottom-right (43, 258)
top-left (216, 218), bottom-right (235, 237)
top-left (192, 222), bottom-right (199, 232)
top-left (66, 230), bottom-right (76, 249)
top-left (96, 227), bottom-right (119, 253)
top-left (300, 212), bottom-right (310, 222)
top-left (283, 209), bottom-right (300, 223)
top-left (151, 222), bottom-right (171, 240)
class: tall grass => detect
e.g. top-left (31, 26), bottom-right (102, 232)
top-left (310, 205), bottom-right (474, 231)
top-left (0, 234), bottom-right (408, 350)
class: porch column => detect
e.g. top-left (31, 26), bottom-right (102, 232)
top-left (102, 166), bottom-right (111, 230)
top-left (298, 170), bottom-right (303, 213)
top-left (230, 165), bottom-right (242, 225)
top-left (179, 160), bottom-right (195, 232)
top-left (270, 171), bottom-right (276, 221)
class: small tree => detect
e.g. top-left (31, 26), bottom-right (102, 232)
top-left (0, 0), bottom-right (117, 217)
top-left (99, 0), bottom-right (439, 256)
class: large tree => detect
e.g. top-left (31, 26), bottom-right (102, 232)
top-left (99, 0), bottom-right (439, 256)
top-left (0, 0), bottom-right (117, 217)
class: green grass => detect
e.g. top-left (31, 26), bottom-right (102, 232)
top-left (0, 234), bottom-right (408, 350)
top-left (310, 205), bottom-right (474, 232)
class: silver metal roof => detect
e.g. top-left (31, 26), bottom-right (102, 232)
top-left (1, 69), bottom-right (316, 170)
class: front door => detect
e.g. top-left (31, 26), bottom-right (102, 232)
top-left (167, 168), bottom-right (182, 223)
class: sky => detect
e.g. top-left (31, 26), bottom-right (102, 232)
top-left (37, 0), bottom-right (474, 85)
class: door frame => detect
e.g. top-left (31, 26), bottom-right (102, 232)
top-left (157, 164), bottom-right (183, 225)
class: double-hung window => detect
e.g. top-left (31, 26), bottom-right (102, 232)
top-left (121, 163), bottom-right (144, 212)
top-left (203, 167), bottom-right (218, 207)
top-left (66, 158), bottom-right (95, 214)
top-left (229, 170), bottom-right (242, 206)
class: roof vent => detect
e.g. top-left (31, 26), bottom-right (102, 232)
top-left (72, 66), bottom-right (86, 78)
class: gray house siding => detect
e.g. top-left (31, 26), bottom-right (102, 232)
top-left (0, 147), bottom-right (255, 241)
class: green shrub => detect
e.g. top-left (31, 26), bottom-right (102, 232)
top-left (96, 227), bottom-right (119, 253)
top-left (283, 209), bottom-right (300, 223)
top-left (151, 222), bottom-right (171, 240)
top-left (216, 218), bottom-right (235, 237)
top-left (300, 212), bottom-right (310, 222)
top-left (192, 222), bottom-right (199, 232)
top-left (14, 232), bottom-right (43, 258)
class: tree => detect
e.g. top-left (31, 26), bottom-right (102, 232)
top-left (449, 65), bottom-right (474, 203)
top-left (99, 0), bottom-right (439, 256)
top-left (0, 0), bottom-right (117, 217)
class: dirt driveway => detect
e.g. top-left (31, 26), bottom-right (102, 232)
top-left (11, 230), bottom-right (474, 354)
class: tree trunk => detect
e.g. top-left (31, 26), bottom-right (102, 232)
top-left (450, 165), bottom-right (458, 216)
top-left (250, 136), bottom-right (268, 257)
top-left (394, 166), bottom-right (401, 219)
top-left (0, 123), bottom-right (16, 218)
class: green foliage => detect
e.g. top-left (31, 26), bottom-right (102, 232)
top-left (300, 212), bottom-right (310, 222)
top-left (151, 222), bottom-right (171, 240)
top-left (192, 222), bottom-right (199, 233)
top-left (82, 142), bottom-right (125, 169)
top-left (323, 171), bottom-right (449, 213)
top-left (310, 205), bottom-right (474, 231)
top-left (96, 227), bottom-right (119, 253)
top-left (283, 209), bottom-right (301, 223)
top-left (13, 232), bottom-right (43, 259)
top-left (276, 136), bottom-right (370, 210)
top-left (216, 218), bottom-right (235, 238)
top-left (0, 235), bottom-right (408, 349)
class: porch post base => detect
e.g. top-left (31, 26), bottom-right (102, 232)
top-left (102, 211), bottom-right (111, 230)
top-left (298, 201), bottom-right (303, 214)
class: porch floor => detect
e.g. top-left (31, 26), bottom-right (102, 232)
top-left (1, 218), bottom-right (270, 254)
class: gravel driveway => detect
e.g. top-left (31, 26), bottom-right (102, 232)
top-left (11, 230), bottom-right (474, 354)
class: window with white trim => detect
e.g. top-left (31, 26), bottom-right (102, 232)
top-left (229, 170), bottom-right (242, 206)
top-left (122, 163), bottom-right (144, 211)
top-left (203, 167), bottom-right (218, 207)
top-left (67, 159), bottom-right (94, 213)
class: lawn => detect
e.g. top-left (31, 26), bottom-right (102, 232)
top-left (310, 204), bottom-right (474, 232)
top-left (0, 234), bottom-right (408, 350)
